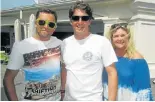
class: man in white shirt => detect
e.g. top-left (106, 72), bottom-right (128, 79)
top-left (3, 9), bottom-right (62, 101)
top-left (61, 1), bottom-right (118, 101)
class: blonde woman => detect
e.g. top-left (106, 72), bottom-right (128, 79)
top-left (103, 23), bottom-right (153, 101)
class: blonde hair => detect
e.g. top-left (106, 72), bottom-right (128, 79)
top-left (106, 25), bottom-right (136, 58)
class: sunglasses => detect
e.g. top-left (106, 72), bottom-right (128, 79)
top-left (71, 16), bottom-right (90, 21)
top-left (111, 23), bottom-right (128, 29)
top-left (36, 19), bottom-right (57, 29)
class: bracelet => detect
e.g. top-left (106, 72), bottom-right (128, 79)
top-left (60, 90), bottom-right (65, 93)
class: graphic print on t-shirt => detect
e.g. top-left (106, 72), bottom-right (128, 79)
top-left (23, 46), bottom-right (61, 100)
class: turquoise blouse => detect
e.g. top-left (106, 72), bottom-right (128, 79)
top-left (103, 57), bottom-right (153, 101)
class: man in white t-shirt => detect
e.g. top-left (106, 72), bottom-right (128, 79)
top-left (61, 1), bottom-right (118, 101)
top-left (3, 9), bottom-right (62, 101)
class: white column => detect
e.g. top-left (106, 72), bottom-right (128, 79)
top-left (14, 19), bottom-right (22, 42)
top-left (130, 0), bottom-right (155, 78)
top-left (28, 14), bottom-right (36, 38)
top-left (23, 24), bottom-right (28, 38)
top-left (95, 17), bottom-right (127, 36)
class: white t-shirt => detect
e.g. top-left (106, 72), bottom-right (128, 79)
top-left (7, 36), bottom-right (62, 101)
top-left (61, 34), bottom-right (117, 101)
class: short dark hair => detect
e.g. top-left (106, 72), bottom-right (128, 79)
top-left (69, 1), bottom-right (93, 19)
top-left (36, 8), bottom-right (57, 22)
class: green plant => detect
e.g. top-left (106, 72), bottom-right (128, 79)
top-left (0, 51), bottom-right (9, 64)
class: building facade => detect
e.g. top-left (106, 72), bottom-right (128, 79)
top-left (1, 0), bottom-right (155, 78)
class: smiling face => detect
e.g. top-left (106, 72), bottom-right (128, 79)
top-left (112, 28), bottom-right (129, 50)
top-left (70, 9), bottom-right (91, 38)
top-left (35, 12), bottom-right (56, 41)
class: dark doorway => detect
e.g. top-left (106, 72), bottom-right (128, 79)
top-left (53, 32), bottom-right (73, 40)
top-left (1, 32), bottom-right (11, 53)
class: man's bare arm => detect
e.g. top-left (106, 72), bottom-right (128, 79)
top-left (105, 63), bottom-right (118, 101)
top-left (61, 63), bottom-right (67, 100)
top-left (3, 69), bottom-right (19, 101)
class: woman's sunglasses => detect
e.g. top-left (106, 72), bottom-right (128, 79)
top-left (36, 19), bottom-right (57, 29)
top-left (71, 16), bottom-right (90, 21)
top-left (111, 23), bottom-right (128, 29)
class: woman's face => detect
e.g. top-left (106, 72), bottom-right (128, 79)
top-left (112, 28), bottom-right (129, 50)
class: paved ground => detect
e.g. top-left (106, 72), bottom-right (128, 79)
top-left (1, 64), bottom-right (25, 101)
top-left (1, 64), bottom-right (155, 101)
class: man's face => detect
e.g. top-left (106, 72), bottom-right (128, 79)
top-left (35, 12), bottom-right (56, 40)
top-left (70, 9), bottom-right (91, 35)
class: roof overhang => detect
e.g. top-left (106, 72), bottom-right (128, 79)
top-left (1, 0), bottom-right (131, 16)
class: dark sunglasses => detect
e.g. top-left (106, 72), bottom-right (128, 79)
top-left (111, 23), bottom-right (128, 29)
top-left (36, 19), bottom-right (57, 28)
top-left (71, 16), bottom-right (90, 21)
